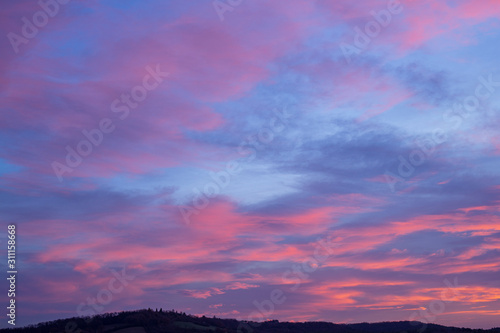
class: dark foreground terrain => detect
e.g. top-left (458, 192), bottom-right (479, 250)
top-left (1, 309), bottom-right (499, 333)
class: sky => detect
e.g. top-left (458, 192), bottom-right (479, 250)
top-left (1, 0), bottom-right (500, 330)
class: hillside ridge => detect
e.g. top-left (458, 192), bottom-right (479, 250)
top-left (2, 309), bottom-right (500, 333)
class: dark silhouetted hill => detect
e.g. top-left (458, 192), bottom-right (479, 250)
top-left (1, 309), bottom-right (499, 333)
